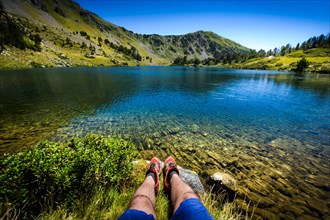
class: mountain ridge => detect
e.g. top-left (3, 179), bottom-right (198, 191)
top-left (0, 0), bottom-right (249, 68)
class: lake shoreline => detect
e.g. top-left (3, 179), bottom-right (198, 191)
top-left (1, 61), bottom-right (329, 75)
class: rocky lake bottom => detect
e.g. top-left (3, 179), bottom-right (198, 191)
top-left (53, 109), bottom-right (330, 220)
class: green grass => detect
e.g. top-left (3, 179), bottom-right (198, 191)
top-left (287, 48), bottom-right (330, 58)
top-left (39, 160), bottom-right (248, 220)
top-left (236, 48), bottom-right (330, 73)
top-left (40, 187), bottom-right (247, 220)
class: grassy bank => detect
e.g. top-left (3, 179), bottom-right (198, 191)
top-left (231, 48), bottom-right (330, 73)
top-left (1, 46), bottom-right (328, 74)
top-left (40, 161), bottom-right (247, 220)
top-left (0, 135), bottom-right (248, 220)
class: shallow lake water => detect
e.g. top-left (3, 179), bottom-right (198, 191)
top-left (0, 66), bottom-right (329, 219)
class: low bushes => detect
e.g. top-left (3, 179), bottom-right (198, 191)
top-left (0, 135), bottom-right (137, 218)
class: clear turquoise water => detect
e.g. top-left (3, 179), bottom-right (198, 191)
top-left (0, 66), bottom-right (329, 153)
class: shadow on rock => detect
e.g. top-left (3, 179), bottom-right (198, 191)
top-left (205, 171), bottom-right (238, 202)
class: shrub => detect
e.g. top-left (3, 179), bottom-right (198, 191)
top-left (30, 61), bottom-right (43, 68)
top-left (296, 57), bottom-right (309, 72)
top-left (0, 1), bottom-right (4, 12)
top-left (319, 65), bottom-right (330, 74)
top-left (54, 6), bottom-right (66, 17)
top-left (0, 135), bottom-right (137, 217)
top-left (80, 41), bottom-right (87, 49)
top-left (23, 36), bottom-right (35, 50)
top-left (0, 15), bottom-right (26, 49)
top-left (33, 34), bottom-right (42, 51)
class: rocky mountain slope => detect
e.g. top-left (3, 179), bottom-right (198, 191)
top-left (0, 0), bottom-right (249, 69)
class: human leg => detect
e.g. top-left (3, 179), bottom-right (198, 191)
top-left (170, 174), bottom-right (199, 212)
top-left (118, 157), bottom-right (161, 220)
top-left (164, 156), bottom-right (214, 220)
top-left (128, 175), bottom-right (157, 217)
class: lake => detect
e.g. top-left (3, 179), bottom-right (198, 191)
top-left (0, 66), bottom-right (329, 219)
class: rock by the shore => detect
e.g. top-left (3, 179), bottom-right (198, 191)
top-left (209, 172), bottom-right (238, 191)
top-left (178, 166), bottom-right (205, 194)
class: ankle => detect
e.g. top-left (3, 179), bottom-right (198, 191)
top-left (146, 172), bottom-right (156, 184)
top-left (169, 171), bottom-right (179, 183)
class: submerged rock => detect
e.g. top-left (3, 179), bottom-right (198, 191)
top-left (191, 124), bottom-right (199, 133)
top-left (247, 191), bottom-right (275, 208)
top-left (305, 174), bottom-right (330, 191)
top-left (185, 147), bottom-right (196, 153)
top-left (201, 131), bottom-right (208, 137)
top-left (221, 156), bottom-right (239, 167)
top-left (169, 127), bottom-right (180, 135)
top-left (297, 215), bottom-right (320, 220)
top-left (306, 197), bottom-right (329, 216)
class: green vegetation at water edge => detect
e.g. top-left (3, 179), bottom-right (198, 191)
top-left (234, 35), bottom-right (330, 73)
top-left (232, 48), bottom-right (330, 73)
top-left (0, 135), bottom-right (137, 218)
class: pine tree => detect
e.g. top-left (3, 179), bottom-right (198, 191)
top-left (296, 57), bottom-right (309, 72)
top-left (80, 41), bottom-right (87, 49)
top-left (34, 34), bottom-right (42, 51)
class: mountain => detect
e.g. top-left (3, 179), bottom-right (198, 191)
top-left (0, 0), bottom-right (249, 69)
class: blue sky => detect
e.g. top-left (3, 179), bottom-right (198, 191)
top-left (75, 0), bottom-right (330, 51)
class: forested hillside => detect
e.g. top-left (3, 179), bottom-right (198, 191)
top-left (0, 0), bottom-right (248, 69)
top-left (232, 34), bottom-right (330, 73)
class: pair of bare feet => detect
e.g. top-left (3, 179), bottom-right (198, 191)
top-left (129, 156), bottom-right (199, 219)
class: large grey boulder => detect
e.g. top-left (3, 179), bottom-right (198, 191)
top-left (178, 166), bottom-right (205, 194)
